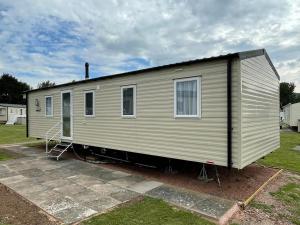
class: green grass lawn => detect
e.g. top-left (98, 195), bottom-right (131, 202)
top-left (259, 131), bottom-right (300, 173)
top-left (82, 197), bottom-right (214, 225)
top-left (271, 183), bottom-right (300, 224)
top-left (0, 125), bottom-right (35, 144)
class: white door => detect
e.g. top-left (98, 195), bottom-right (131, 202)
top-left (61, 91), bottom-right (73, 140)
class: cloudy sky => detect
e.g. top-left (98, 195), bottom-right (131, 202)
top-left (0, 0), bottom-right (299, 91)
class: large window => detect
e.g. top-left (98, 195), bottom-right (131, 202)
top-left (174, 77), bottom-right (201, 117)
top-left (45, 96), bottom-right (53, 117)
top-left (121, 85), bottom-right (136, 117)
top-left (84, 91), bottom-right (95, 116)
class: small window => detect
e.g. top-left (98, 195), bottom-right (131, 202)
top-left (20, 109), bottom-right (23, 115)
top-left (45, 96), bottom-right (53, 117)
top-left (121, 85), bottom-right (136, 117)
top-left (174, 77), bottom-right (201, 117)
top-left (0, 108), bottom-right (5, 116)
top-left (84, 91), bottom-right (95, 116)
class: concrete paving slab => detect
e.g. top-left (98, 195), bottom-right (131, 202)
top-left (82, 196), bottom-right (121, 212)
top-left (14, 183), bottom-right (50, 195)
top-left (146, 185), bottom-right (199, 208)
top-left (67, 174), bottom-right (106, 187)
top-left (26, 190), bottom-right (63, 205)
top-left (110, 189), bottom-right (140, 202)
top-left (127, 180), bottom-right (163, 194)
top-left (19, 168), bottom-right (45, 177)
top-left (0, 145), bottom-right (235, 224)
top-left (0, 175), bottom-right (27, 185)
top-left (53, 205), bottom-right (97, 224)
top-left (42, 178), bottom-right (76, 188)
top-left (0, 165), bottom-right (10, 173)
top-left (93, 170), bottom-right (131, 182)
top-left (146, 185), bottom-right (235, 219)
top-left (53, 183), bottom-right (89, 195)
top-left (40, 196), bottom-right (80, 214)
top-left (88, 183), bottom-right (122, 196)
top-left (0, 171), bottom-right (18, 179)
top-left (191, 197), bottom-right (234, 218)
top-left (109, 175), bottom-right (146, 188)
top-left (69, 190), bottom-right (102, 203)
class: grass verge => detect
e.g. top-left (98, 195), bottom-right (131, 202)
top-left (0, 125), bottom-right (35, 144)
top-left (250, 201), bottom-right (274, 213)
top-left (82, 197), bottom-right (214, 225)
top-left (258, 131), bottom-right (300, 173)
top-left (271, 183), bottom-right (300, 225)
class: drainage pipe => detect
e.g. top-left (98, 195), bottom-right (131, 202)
top-left (227, 59), bottom-right (233, 169)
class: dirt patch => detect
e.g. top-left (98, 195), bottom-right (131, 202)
top-left (232, 172), bottom-right (300, 225)
top-left (0, 184), bottom-right (60, 225)
top-left (99, 161), bottom-right (278, 201)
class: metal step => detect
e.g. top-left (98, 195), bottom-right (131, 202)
top-left (55, 143), bottom-right (70, 148)
top-left (47, 142), bottom-right (72, 160)
top-left (50, 148), bottom-right (65, 152)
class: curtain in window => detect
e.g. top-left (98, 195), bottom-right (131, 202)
top-left (123, 88), bottom-right (134, 115)
top-left (176, 80), bottom-right (197, 115)
top-left (46, 97), bottom-right (52, 115)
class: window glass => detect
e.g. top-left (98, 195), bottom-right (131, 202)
top-left (45, 96), bottom-right (53, 116)
top-left (175, 78), bottom-right (199, 116)
top-left (85, 92), bottom-right (94, 116)
top-left (122, 86), bottom-right (135, 116)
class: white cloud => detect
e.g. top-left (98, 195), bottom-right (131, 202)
top-left (0, 0), bottom-right (299, 90)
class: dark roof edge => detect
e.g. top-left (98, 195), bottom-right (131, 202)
top-left (238, 48), bottom-right (280, 80)
top-left (26, 48), bottom-right (279, 93)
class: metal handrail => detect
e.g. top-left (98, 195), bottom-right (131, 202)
top-left (45, 121), bottom-right (61, 153)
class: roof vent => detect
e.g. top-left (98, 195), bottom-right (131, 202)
top-left (85, 62), bottom-right (89, 80)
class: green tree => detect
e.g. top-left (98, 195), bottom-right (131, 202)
top-left (37, 80), bottom-right (56, 89)
top-left (0, 74), bottom-right (30, 104)
top-left (280, 82), bottom-right (297, 107)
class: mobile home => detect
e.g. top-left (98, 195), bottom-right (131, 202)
top-left (282, 102), bottom-right (300, 129)
top-left (26, 49), bottom-right (280, 169)
top-left (0, 103), bottom-right (26, 124)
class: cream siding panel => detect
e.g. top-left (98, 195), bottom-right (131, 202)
top-left (28, 59), bottom-right (241, 168)
top-left (283, 103), bottom-right (300, 127)
top-left (240, 55), bottom-right (280, 168)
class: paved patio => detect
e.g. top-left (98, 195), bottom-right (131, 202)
top-left (0, 144), bottom-right (235, 224)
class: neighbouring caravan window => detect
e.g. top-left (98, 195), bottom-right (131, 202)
top-left (84, 91), bottom-right (95, 116)
top-left (45, 96), bottom-right (53, 117)
top-left (121, 85), bottom-right (136, 117)
top-left (174, 77), bottom-right (201, 117)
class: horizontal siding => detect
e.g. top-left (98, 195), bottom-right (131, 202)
top-left (289, 103), bottom-right (300, 127)
top-left (240, 55), bottom-right (280, 168)
top-left (28, 59), bottom-right (241, 168)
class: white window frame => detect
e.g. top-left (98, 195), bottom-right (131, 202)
top-left (121, 85), bottom-right (136, 118)
top-left (61, 90), bottom-right (73, 140)
top-left (174, 76), bottom-right (201, 118)
top-left (45, 96), bottom-right (53, 117)
top-left (84, 90), bottom-right (95, 117)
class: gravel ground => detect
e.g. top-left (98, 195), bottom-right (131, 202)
top-left (0, 184), bottom-right (60, 225)
top-left (232, 172), bottom-right (300, 225)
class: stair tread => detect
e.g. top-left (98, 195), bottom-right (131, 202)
top-left (50, 148), bottom-right (65, 152)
